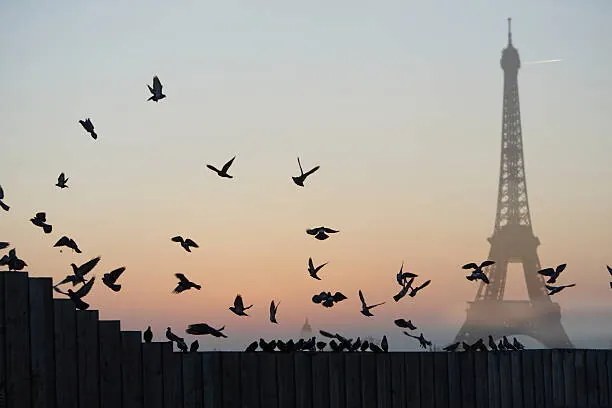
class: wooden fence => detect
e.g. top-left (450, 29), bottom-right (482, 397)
top-left (0, 271), bottom-right (611, 408)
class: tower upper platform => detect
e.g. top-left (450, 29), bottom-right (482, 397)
top-left (501, 18), bottom-right (521, 72)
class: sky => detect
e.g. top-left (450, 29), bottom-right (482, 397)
top-left (1, 0), bottom-right (611, 350)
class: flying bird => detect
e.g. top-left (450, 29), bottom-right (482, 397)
top-left (269, 300), bottom-right (280, 324)
top-left (546, 283), bottom-right (575, 296)
top-left (186, 323), bottom-right (227, 338)
top-left (308, 257), bottom-right (328, 280)
top-left (79, 118), bottom-right (97, 140)
top-left (394, 319), bottom-right (417, 330)
top-left (30, 212), bottom-right (52, 234)
top-left (172, 273), bottom-right (201, 294)
top-left (54, 236), bottom-right (82, 253)
top-left (102, 267), bottom-right (126, 292)
top-left (54, 277), bottom-right (96, 310)
top-left (409, 279), bottom-right (431, 297)
top-left (358, 290), bottom-right (385, 316)
top-left (537, 264), bottom-right (567, 284)
top-left (229, 294), bottom-right (253, 316)
top-left (306, 226), bottom-right (339, 241)
top-left (166, 327), bottom-right (185, 344)
top-left (392, 277), bottom-right (414, 302)
top-left (143, 326), bottom-right (153, 343)
top-left (171, 236), bottom-right (199, 252)
top-left (0, 185), bottom-right (9, 211)
top-left (56, 173), bottom-right (69, 189)
top-left (396, 261), bottom-right (418, 286)
top-left (404, 332), bottom-right (432, 349)
top-left (463, 260), bottom-right (495, 284)
top-left (292, 157), bottom-right (320, 186)
top-left (147, 75), bottom-right (166, 102)
top-left (55, 256), bottom-right (101, 287)
top-left (0, 248), bottom-right (27, 271)
top-left (207, 156), bottom-right (236, 178)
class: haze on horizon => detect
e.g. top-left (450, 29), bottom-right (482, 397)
top-left (1, 0), bottom-right (610, 350)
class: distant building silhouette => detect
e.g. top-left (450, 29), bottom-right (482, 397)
top-left (300, 317), bottom-right (313, 338)
top-left (454, 18), bottom-right (573, 348)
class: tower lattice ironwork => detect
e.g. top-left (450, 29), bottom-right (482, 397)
top-left (454, 19), bottom-right (573, 348)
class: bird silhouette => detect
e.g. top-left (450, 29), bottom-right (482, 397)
top-left (207, 156), bottom-right (236, 178)
top-left (396, 261), bottom-right (418, 286)
top-left (147, 75), bottom-right (166, 102)
top-left (30, 212), bottom-right (52, 234)
top-left (316, 341), bottom-right (327, 351)
top-left (463, 260), bottom-right (495, 284)
top-left (358, 290), bottom-right (385, 316)
top-left (607, 265), bottom-right (612, 288)
top-left (537, 264), bottom-right (567, 284)
top-left (513, 337), bottom-right (525, 350)
top-left (102, 267), bottom-right (126, 292)
top-left (171, 236), bottom-right (199, 252)
top-left (56, 173), bottom-right (69, 189)
top-left (381, 335), bottom-right (389, 352)
top-left (79, 118), bottom-right (97, 140)
top-left (394, 319), bottom-right (417, 330)
top-left (259, 339), bottom-right (276, 352)
top-left (0, 248), bottom-right (27, 271)
top-left (54, 277), bottom-right (96, 310)
top-left (497, 339), bottom-right (506, 351)
top-left (166, 327), bottom-right (185, 343)
top-left (409, 279), bottom-right (431, 297)
top-left (189, 340), bottom-right (199, 352)
top-left (54, 236), bottom-right (82, 253)
top-left (0, 242), bottom-right (8, 251)
top-left (144, 326), bottom-right (153, 343)
top-left (393, 277), bottom-right (415, 302)
top-left (229, 294), bottom-right (252, 316)
top-left (306, 226), bottom-right (339, 241)
top-left (55, 256), bottom-right (101, 287)
top-left (404, 332), bottom-right (431, 349)
top-left (186, 323), bottom-right (227, 338)
top-left (546, 283), bottom-right (575, 295)
top-left (443, 342), bottom-right (460, 352)
top-left (245, 341), bottom-right (258, 352)
top-left (308, 257), bottom-right (328, 280)
top-left (0, 185), bottom-right (9, 211)
top-left (292, 157), bottom-right (320, 186)
top-left (172, 273), bottom-right (201, 294)
top-left (502, 336), bottom-right (516, 351)
top-left (488, 335), bottom-right (498, 351)
top-left (269, 300), bottom-right (280, 324)
top-left (177, 340), bottom-right (188, 353)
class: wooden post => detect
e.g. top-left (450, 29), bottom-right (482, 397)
top-left (99, 320), bottom-right (122, 408)
top-left (220, 352), bottom-right (240, 408)
top-left (594, 350), bottom-right (609, 407)
top-left (142, 342), bottom-right (163, 408)
top-left (344, 352), bottom-right (361, 408)
top-left (3, 272), bottom-right (31, 408)
top-left (473, 351), bottom-right (488, 408)
top-left (540, 349), bottom-right (553, 408)
top-left (76, 310), bottom-right (100, 408)
top-left (510, 351), bottom-right (523, 408)
top-left (312, 353), bottom-right (330, 408)
top-left (402, 352), bottom-right (417, 408)
top-left (240, 352), bottom-right (260, 408)
top-left (519, 350), bottom-right (535, 408)
top-left (183, 351), bottom-right (203, 408)
top-left (360, 353), bottom-right (376, 407)
top-left (448, 352), bottom-right (463, 408)
top-left (530, 350), bottom-right (545, 407)
top-left (487, 352), bottom-right (501, 408)
top-left (258, 353), bottom-right (278, 408)
top-left (328, 353), bottom-right (345, 408)
top-left (375, 353), bottom-right (391, 408)
top-left (202, 352), bottom-right (221, 408)
top-left (459, 352), bottom-right (475, 408)
top-left (276, 353), bottom-right (295, 408)
top-left (433, 352), bottom-right (449, 408)
top-left (294, 352), bottom-right (312, 408)
top-left (562, 349), bottom-right (576, 407)
top-left (606, 350), bottom-right (612, 407)
top-left (28, 277), bottom-right (56, 408)
top-left (54, 298), bottom-right (78, 408)
top-left (419, 352), bottom-right (435, 408)
top-left (498, 351), bottom-right (512, 408)
top-left (162, 342), bottom-right (182, 408)
top-left (574, 349), bottom-right (586, 407)
top-left (551, 349), bottom-right (564, 408)
top-left (121, 331), bottom-right (143, 408)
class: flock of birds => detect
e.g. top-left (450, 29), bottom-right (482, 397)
top-left (1, 75), bottom-right (611, 353)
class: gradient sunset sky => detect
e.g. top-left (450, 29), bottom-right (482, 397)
top-left (1, 0), bottom-right (610, 350)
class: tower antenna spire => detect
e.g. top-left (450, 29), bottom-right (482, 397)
top-left (507, 17), bottom-right (512, 45)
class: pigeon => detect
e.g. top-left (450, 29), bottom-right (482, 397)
top-left (513, 337), bottom-right (525, 350)
top-left (102, 267), bottom-right (126, 292)
top-left (462, 341), bottom-right (474, 352)
top-left (166, 327), bottom-right (185, 343)
top-left (172, 273), bottom-right (201, 294)
top-left (171, 236), bottom-right (199, 252)
top-left (186, 323), bottom-right (227, 338)
top-left (546, 283), bottom-right (575, 296)
top-left (30, 212), bottom-right (52, 234)
top-left (306, 226), bottom-right (339, 241)
top-left (292, 157), bottom-right (320, 187)
top-left (369, 343), bottom-right (383, 353)
top-left (394, 319), bottom-right (417, 330)
top-left (229, 294), bottom-right (252, 316)
top-left (498, 339), bottom-right (506, 351)
top-left (245, 341), bottom-right (258, 352)
top-left (392, 277), bottom-right (414, 302)
top-left (409, 279), bottom-right (431, 297)
top-left (147, 75), bottom-right (166, 102)
top-left (471, 338), bottom-right (487, 352)
top-left (463, 260), bottom-right (495, 284)
top-left (177, 341), bottom-right (188, 353)
top-left (308, 257), bottom-right (328, 280)
top-left (189, 340), bottom-right (199, 352)
top-left (537, 264), bottom-right (567, 284)
top-left (56, 172), bottom-right (69, 189)
top-left (269, 300), bottom-right (280, 324)
top-left (381, 335), bottom-right (389, 352)
top-left (502, 336), bottom-right (516, 351)
top-left (404, 332), bottom-right (431, 349)
top-left (332, 292), bottom-right (347, 302)
top-left (144, 326), bottom-right (153, 343)
top-left (55, 256), bottom-right (101, 287)
top-left (0, 242), bottom-right (8, 250)
top-left (0, 185), bottom-right (9, 211)
top-left (54, 277), bottom-right (96, 310)
top-left (207, 156), bottom-right (236, 178)
top-left (443, 342), bottom-right (460, 352)
top-left (396, 261), bottom-right (418, 286)
top-left (79, 118), bottom-right (97, 140)
top-left (316, 341), bottom-right (327, 351)
top-left (54, 236), bottom-right (82, 253)
top-left (488, 335), bottom-right (498, 351)
top-left (358, 290), bottom-right (385, 316)
top-left (0, 248), bottom-right (27, 271)
top-left (259, 339), bottom-right (276, 352)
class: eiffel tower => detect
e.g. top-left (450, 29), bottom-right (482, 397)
top-left (454, 18), bottom-right (573, 348)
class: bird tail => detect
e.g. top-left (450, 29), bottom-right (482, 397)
top-left (0, 201), bottom-right (9, 211)
top-left (111, 284), bottom-right (121, 292)
top-left (43, 224), bottom-right (52, 234)
top-left (194, 284), bottom-right (202, 290)
top-left (91, 132), bottom-right (97, 140)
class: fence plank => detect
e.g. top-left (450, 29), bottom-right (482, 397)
top-left (3, 272), bottom-right (31, 408)
top-left (510, 351), bottom-right (523, 408)
top-left (295, 353), bottom-right (312, 408)
top-left (276, 353), bottom-right (295, 408)
top-left (28, 277), bottom-right (56, 408)
top-left (312, 353), bottom-right (330, 408)
top-left (221, 352), bottom-right (240, 408)
top-left (162, 342), bottom-right (183, 408)
top-left (551, 349), bottom-right (564, 408)
top-left (142, 342), bottom-right (163, 408)
top-left (240, 352), bottom-right (260, 408)
top-left (459, 352), bottom-right (475, 408)
top-left (403, 352), bottom-right (418, 408)
top-left (345, 352), bottom-right (362, 408)
top-left (259, 353), bottom-right (278, 408)
top-left (121, 331), bottom-right (143, 408)
top-left (595, 350), bottom-right (609, 408)
top-left (584, 350), bottom-right (598, 408)
top-left (76, 310), bottom-right (100, 408)
top-left (448, 352), bottom-right (463, 408)
top-left (574, 350), bottom-right (586, 408)
top-left (328, 353), bottom-right (345, 408)
top-left (183, 351), bottom-right (203, 408)
top-left (487, 352), bottom-right (500, 408)
top-left (375, 353), bottom-right (391, 408)
top-left (420, 352), bottom-right (435, 407)
top-left (530, 350), bottom-right (545, 408)
top-left (202, 352), bottom-right (222, 408)
top-left (541, 349), bottom-right (553, 408)
top-left (520, 351), bottom-right (535, 408)
top-left (498, 352), bottom-right (512, 408)
top-left (99, 320), bottom-right (122, 408)
top-left (474, 351), bottom-right (488, 408)
top-left (0, 274), bottom-right (5, 408)
top-left (433, 352), bottom-right (449, 408)
top-left (54, 298), bottom-right (78, 408)
top-left (562, 349), bottom-right (576, 407)
top-left (360, 353), bottom-right (377, 408)
top-left (607, 350), bottom-right (612, 408)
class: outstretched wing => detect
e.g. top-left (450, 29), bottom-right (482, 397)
top-left (417, 279), bottom-right (431, 290)
top-left (234, 294), bottom-right (245, 309)
top-left (358, 290), bottom-right (366, 307)
top-left (297, 157), bottom-right (303, 174)
top-left (221, 156), bottom-right (236, 173)
top-left (171, 236), bottom-right (183, 243)
top-left (607, 265), bottom-right (612, 276)
top-left (322, 227), bottom-right (338, 234)
top-left (153, 75), bottom-right (162, 92)
top-left (479, 260), bottom-right (496, 268)
top-left (36, 212), bottom-right (46, 221)
top-left (544, 284), bottom-right (557, 291)
top-left (107, 267), bottom-right (126, 281)
top-left (77, 256), bottom-right (101, 278)
top-left (462, 262), bottom-right (478, 270)
top-left (54, 236), bottom-right (70, 247)
top-left (0, 185), bottom-right (4, 199)
top-left (74, 277), bottom-right (95, 298)
top-left (537, 268), bottom-right (555, 277)
top-left (555, 263), bottom-right (567, 274)
top-left (306, 228), bottom-right (320, 236)
top-left (175, 273), bottom-right (190, 284)
top-left (304, 165), bottom-right (320, 177)
top-left (308, 257), bottom-right (314, 270)
top-left (206, 164), bottom-right (220, 173)
top-left (184, 239), bottom-right (198, 248)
